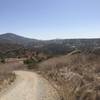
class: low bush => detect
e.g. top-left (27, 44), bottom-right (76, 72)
top-left (0, 57), bottom-right (5, 63)
top-left (23, 58), bottom-right (38, 69)
top-left (0, 72), bottom-right (16, 91)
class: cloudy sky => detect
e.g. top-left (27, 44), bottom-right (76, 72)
top-left (0, 0), bottom-right (100, 39)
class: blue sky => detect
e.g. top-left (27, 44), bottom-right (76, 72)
top-left (0, 0), bottom-right (100, 39)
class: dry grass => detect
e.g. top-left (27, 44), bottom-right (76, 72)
top-left (36, 52), bottom-right (100, 100)
top-left (0, 72), bottom-right (16, 92)
top-left (0, 54), bottom-right (100, 100)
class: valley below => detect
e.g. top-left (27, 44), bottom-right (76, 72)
top-left (0, 33), bottom-right (100, 100)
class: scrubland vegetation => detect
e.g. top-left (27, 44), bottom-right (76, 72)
top-left (0, 49), bottom-right (100, 100)
top-left (0, 34), bottom-right (100, 100)
top-left (24, 51), bottom-right (100, 100)
top-left (0, 72), bottom-right (16, 92)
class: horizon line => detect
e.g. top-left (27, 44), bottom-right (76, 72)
top-left (0, 33), bottom-right (100, 40)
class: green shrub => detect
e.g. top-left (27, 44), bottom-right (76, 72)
top-left (0, 57), bottom-right (5, 63)
top-left (1, 59), bottom-right (5, 63)
top-left (23, 58), bottom-right (37, 69)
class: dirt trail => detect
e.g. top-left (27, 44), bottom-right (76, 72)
top-left (0, 71), bottom-right (60, 100)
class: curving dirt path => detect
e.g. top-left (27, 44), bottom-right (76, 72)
top-left (0, 71), bottom-right (60, 100)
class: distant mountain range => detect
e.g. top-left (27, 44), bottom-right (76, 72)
top-left (0, 33), bottom-right (100, 55)
top-left (0, 33), bottom-right (41, 46)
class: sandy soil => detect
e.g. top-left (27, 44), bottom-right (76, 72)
top-left (0, 71), bottom-right (60, 100)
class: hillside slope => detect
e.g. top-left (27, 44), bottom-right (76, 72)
top-left (0, 33), bottom-right (40, 46)
top-left (0, 33), bottom-right (100, 55)
top-left (37, 52), bottom-right (100, 100)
